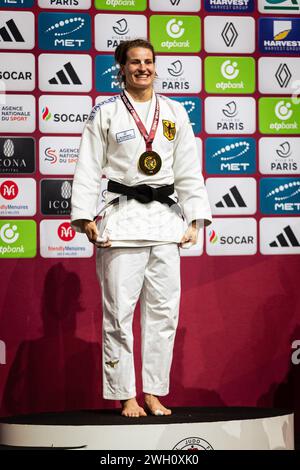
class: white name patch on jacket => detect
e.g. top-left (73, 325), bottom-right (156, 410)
top-left (116, 129), bottom-right (136, 144)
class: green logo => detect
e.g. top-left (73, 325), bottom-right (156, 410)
top-left (150, 15), bottom-right (201, 52)
top-left (205, 57), bottom-right (255, 94)
top-left (0, 220), bottom-right (36, 258)
top-left (95, 0), bottom-right (146, 10)
top-left (263, 0), bottom-right (300, 11)
top-left (259, 98), bottom-right (300, 134)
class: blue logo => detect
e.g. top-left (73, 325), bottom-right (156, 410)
top-left (95, 56), bottom-right (122, 93)
top-left (170, 97), bottom-right (201, 135)
top-left (204, 0), bottom-right (254, 12)
top-left (259, 18), bottom-right (300, 54)
top-left (0, 0), bottom-right (34, 6)
top-left (260, 177), bottom-right (300, 214)
top-left (38, 13), bottom-right (91, 51)
top-left (205, 138), bottom-right (256, 174)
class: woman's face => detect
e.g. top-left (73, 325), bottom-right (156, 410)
top-left (121, 47), bottom-right (156, 92)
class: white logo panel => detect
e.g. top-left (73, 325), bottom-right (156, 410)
top-left (38, 0), bottom-right (91, 9)
top-left (39, 136), bottom-right (80, 175)
top-left (206, 177), bottom-right (257, 215)
top-left (95, 14), bottom-right (147, 51)
top-left (40, 219), bottom-right (93, 258)
top-left (0, 11), bottom-right (34, 50)
top-left (259, 137), bottom-right (300, 175)
top-left (149, 0), bottom-right (201, 11)
top-left (260, 217), bottom-right (300, 255)
top-left (204, 16), bottom-right (255, 53)
top-left (0, 94), bottom-right (35, 133)
top-left (180, 228), bottom-right (204, 257)
top-left (0, 53), bottom-right (35, 92)
top-left (154, 56), bottom-right (201, 94)
top-left (0, 178), bottom-right (36, 216)
top-left (38, 54), bottom-right (92, 92)
top-left (206, 218), bottom-right (257, 256)
top-left (258, 58), bottom-right (300, 94)
top-left (205, 97), bottom-right (256, 134)
top-left (39, 95), bottom-right (92, 134)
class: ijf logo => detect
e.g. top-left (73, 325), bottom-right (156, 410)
top-left (205, 0), bottom-right (254, 12)
top-left (205, 138), bottom-right (256, 174)
top-left (38, 12), bottom-right (91, 50)
top-left (170, 96), bottom-right (201, 134)
top-left (150, 15), bottom-right (201, 52)
top-left (259, 98), bottom-right (300, 134)
top-left (95, 55), bottom-right (122, 93)
top-left (205, 57), bottom-right (255, 94)
top-left (259, 18), bottom-right (300, 54)
top-left (260, 177), bottom-right (300, 214)
top-left (258, 0), bottom-right (300, 13)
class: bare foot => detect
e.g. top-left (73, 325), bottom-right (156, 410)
top-left (121, 397), bottom-right (147, 418)
top-left (144, 394), bottom-right (172, 416)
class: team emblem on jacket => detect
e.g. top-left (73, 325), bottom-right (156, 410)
top-left (162, 120), bottom-right (176, 141)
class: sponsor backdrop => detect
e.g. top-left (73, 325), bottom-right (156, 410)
top-left (1, 0), bottom-right (300, 435)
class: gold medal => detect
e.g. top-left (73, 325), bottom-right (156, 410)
top-left (138, 151), bottom-right (162, 175)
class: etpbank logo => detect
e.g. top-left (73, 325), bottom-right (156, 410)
top-left (260, 177), bottom-right (300, 214)
top-left (170, 97), bottom-right (201, 135)
top-left (204, 0), bottom-right (254, 12)
top-left (95, 55), bottom-right (122, 93)
top-left (38, 13), bottom-right (91, 51)
top-left (205, 138), bottom-right (256, 175)
top-left (259, 18), bottom-right (300, 54)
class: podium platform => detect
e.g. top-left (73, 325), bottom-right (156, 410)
top-left (0, 407), bottom-right (294, 450)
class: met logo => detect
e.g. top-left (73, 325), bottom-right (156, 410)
top-left (95, 55), bottom-right (122, 93)
top-left (38, 12), bottom-right (91, 51)
top-left (205, 137), bottom-right (256, 174)
top-left (260, 177), bottom-right (300, 214)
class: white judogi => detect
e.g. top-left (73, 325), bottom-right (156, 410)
top-left (71, 92), bottom-right (212, 399)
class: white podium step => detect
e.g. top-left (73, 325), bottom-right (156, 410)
top-left (0, 407), bottom-right (294, 450)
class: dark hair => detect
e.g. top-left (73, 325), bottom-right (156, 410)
top-left (114, 39), bottom-right (156, 84)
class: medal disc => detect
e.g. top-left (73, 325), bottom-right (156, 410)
top-left (138, 151), bottom-right (162, 175)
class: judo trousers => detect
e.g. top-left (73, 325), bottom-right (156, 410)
top-left (96, 243), bottom-right (181, 400)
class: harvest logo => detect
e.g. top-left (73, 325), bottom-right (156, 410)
top-left (150, 15), bottom-right (201, 52)
top-left (259, 18), bottom-right (300, 54)
top-left (205, 57), bottom-right (255, 94)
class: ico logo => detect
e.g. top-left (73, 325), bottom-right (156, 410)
top-left (173, 437), bottom-right (214, 450)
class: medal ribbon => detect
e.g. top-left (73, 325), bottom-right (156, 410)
top-left (121, 91), bottom-right (160, 152)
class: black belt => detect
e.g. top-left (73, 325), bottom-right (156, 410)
top-left (107, 180), bottom-right (177, 207)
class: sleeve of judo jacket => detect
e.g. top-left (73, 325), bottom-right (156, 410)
top-left (173, 105), bottom-right (212, 227)
top-left (70, 106), bottom-right (106, 233)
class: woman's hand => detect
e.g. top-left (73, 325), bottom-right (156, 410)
top-left (179, 220), bottom-right (200, 247)
top-left (83, 220), bottom-right (111, 248)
